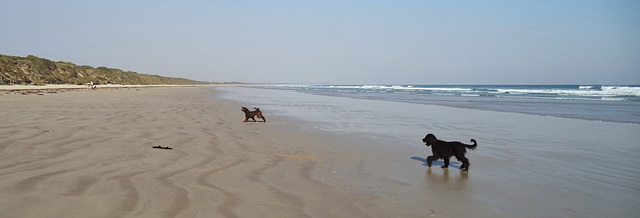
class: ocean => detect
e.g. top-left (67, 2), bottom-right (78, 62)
top-left (257, 85), bottom-right (640, 124)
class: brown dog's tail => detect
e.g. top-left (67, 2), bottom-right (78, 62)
top-left (466, 139), bottom-right (478, 150)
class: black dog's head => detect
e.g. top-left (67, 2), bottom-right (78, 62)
top-left (422, 133), bottom-right (437, 146)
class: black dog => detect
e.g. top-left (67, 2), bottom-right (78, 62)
top-left (422, 133), bottom-right (477, 171)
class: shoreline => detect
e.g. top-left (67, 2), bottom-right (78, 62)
top-left (1, 86), bottom-right (638, 217)
top-left (0, 83), bottom-right (276, 89)
top-left (0, 84), bottom-right (270, 96)
top-left (0, 84), bottom-right (206, 94)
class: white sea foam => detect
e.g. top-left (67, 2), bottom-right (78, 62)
top-left (579, 85), bottom-right (597, 89)
top-left (269, 84), bottom-right (640, 101)
top-left (461, 94), bottom-right (481, 97)
top-left (494, 86), bottom-right (640, 98)
top-left (601, 86), bottom-right (640, 96)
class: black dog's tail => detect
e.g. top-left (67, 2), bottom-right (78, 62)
top-left (466, 139), bottom-right (478, 150)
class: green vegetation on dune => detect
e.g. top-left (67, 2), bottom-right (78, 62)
top-left (0, 54), bottom-right (210, 85)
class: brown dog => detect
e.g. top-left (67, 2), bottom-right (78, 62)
top-left (241, 107), bottom-right (266, 122)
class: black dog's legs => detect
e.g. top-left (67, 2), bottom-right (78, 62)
top-left (426, 156), bottom-right (434, 167)
top-left (442, 157), bottom-right (450, 168)
top-left (457, 155), bottom-right (470, 171)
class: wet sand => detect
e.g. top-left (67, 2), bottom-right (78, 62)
top-left (1, 86), bottom-right (638, 217)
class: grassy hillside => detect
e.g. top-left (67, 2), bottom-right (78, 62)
top-left (0, 54), bottom-right (210, 85)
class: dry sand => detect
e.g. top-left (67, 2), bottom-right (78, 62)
top-left (0, 87), bottom-right (423, 217)
top-left (1, 86), bottom-right (638, 217)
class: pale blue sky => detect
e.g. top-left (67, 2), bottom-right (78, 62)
top-left (2, 0), bottom-right (639, 84)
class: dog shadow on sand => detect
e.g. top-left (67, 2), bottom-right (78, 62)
top-left (411, 157), bottom-right (461, 170)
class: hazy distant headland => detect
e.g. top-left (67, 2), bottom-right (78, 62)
top-left (0, 54), bottom-right (223, 85)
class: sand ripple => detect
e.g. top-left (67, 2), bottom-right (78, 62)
top-left (0, 87), bottom-right (409, 217)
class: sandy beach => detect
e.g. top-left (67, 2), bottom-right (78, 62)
top-left (1, 86), bottom-right (638, 217)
